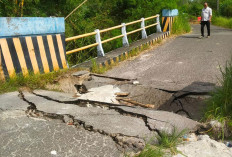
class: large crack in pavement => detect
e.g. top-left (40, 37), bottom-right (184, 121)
top-left (16, 82), bottom-right (205, 153)
top-left (30, 88), bottom-right (200, 132)
top-left (32, 91), bottom-right (175, 134)
top-left (18, 91), bottom-right (154, 152)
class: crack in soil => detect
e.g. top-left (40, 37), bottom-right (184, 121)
top-left (174, 99), bottom-right (191, 118)
top-left (161, 90), bottom-right (212, 119)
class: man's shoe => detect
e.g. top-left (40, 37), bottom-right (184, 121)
top-left (199, 36), bottom-right (204, 39)
top-left (206, 36), bottom-right (210, 38)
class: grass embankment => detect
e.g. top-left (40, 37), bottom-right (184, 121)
top-left (135, 129), bottom-right (187, 157)
top-left (204, 61), bottom-right (232, 139)
top-left (212, 16), bottom-right (232, 29)
top-left (0, 70), bottom-right (67, 94)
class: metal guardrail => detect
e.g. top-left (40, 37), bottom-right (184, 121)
top-left (65, 14), bottom-right (162, 56)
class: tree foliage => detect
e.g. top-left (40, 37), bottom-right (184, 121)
top-left (220, 0), bottom-right (232, 17)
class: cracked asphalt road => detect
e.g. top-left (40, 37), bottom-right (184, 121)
top-left (1, 25), bottom-right (228, 156)
top-left (0, 90), bottom-right (199, 157)
top-left (106, 25), bottom-right (232, 91)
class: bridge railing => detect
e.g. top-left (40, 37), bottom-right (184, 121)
top-left (65, 14), bottom-right (162, 56)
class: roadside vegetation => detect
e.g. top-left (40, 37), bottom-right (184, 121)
top-left (172, 13), bottom-right (191, 35)
top-left (0, 70), bottom-right (68, 94)
top-left (204, 61), bottom-right (232, 140)
top-left (135, 129), bottom-right (187, 157)
top-left (183, 0), bottom-right (232, 29)
top-left (212, 16), bottom-right (232, 29)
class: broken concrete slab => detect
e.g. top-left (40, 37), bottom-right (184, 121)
top-left (23, 92), bottom-right (120, 117)
top-left (26, 90), bottom-right (199, 134)
top-left (79, 85), bottom-right (121, 104)
top-left (83, 76), bottom-right (172, 107)
top-left (181, 82), bottom-right (216, 93)
top-left (117, 84), bottom-right (172, 107)
top-left (116, 106), bottom-right (200, 133)
top-left (33, 90), bottom-right (78, 102)
top-left (22, 92), bottom-right (152, 138)
top-left (0, 112), bottom-right (121, 157)
top-left (0, 92), bottom-right (29, 111)
top-left (174, 135), bottom-right (232, 157)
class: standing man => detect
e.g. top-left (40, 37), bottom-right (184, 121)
top-left (199, 2), bottom-right (212, 38)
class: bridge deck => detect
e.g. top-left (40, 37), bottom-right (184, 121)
top-left (74, 31), bottom-right (168, 69)
top-left (106, 24), bottom-right (232, 91)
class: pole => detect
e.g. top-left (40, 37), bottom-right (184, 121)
top-left (65, 0), bottom-right (88, 20)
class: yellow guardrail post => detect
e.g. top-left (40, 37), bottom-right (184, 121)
top-left (95, 29), bottom-right (105, 57)
top-left (121, 23), bottom-right (129, 47)
top-left (141, 18), bottom-right (147, 39)
top-left (156, 15), bottom-right (162, 33)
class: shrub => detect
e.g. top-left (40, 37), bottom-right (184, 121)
top-left (172, 13), bottom-right (191, 35)
top-left (212, 16), bottom-right (232, 29)
top-left (205, 61), bottom-right (232, 119)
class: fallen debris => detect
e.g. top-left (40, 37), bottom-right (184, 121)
top-left (115, 92), bottom-right (130, 97)
top-left (117, 98), bottom-right (156, 109)
top-left (174, 135), bottom-right (232, 157)
top-left (90, 73), bottom-right (134, 81)
top-left (79, 85), bottom-right (121, 104)
top-left (133, 81), bottom-right (140, 85)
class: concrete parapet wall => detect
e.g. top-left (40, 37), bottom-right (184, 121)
top-left (0, 17), bottom-right (67, 80)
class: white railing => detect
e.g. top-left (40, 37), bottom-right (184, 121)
top-left (66, 14), bottom-right (162, 56)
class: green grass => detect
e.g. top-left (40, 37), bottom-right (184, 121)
top-left (172, 13), bottom-right (191, 35)
top-left (135, 129), bottom-right (187, 157)
top-left (90, 59), bottom-right (110, 74)
top-left (157, 128), bottom-right (187, 155)
top-left (0, 70), bottom-right (68, 94)
top-left (212, 16), bottom-right (232, 29)
top-left (204, 61), bottom-right (232, 139)
top-left (135, 145), bottom-right (164, 157)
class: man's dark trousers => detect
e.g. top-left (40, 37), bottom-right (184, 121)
top-left (201, 21), bottom-right (210, 37)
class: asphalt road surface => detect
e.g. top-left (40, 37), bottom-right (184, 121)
top-left (106, 24), bottom-right (232, 91)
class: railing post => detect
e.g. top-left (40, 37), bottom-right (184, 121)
top-left (141, 18), bottom-right (147, 39)
top-left (95, 29), bottom-right (105, 57)
top-left (121, 23), bottom-right (129, 47)
top-left (156, 15), bottom-right (162, 33)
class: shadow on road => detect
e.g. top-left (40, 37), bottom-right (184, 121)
top-left (179, 36), bottom-right (200, 39)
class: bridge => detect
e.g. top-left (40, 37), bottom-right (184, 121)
top-left (1, 11), bottom-right (232, 157)
top-left (106, 24), bottom-right (232, 91)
